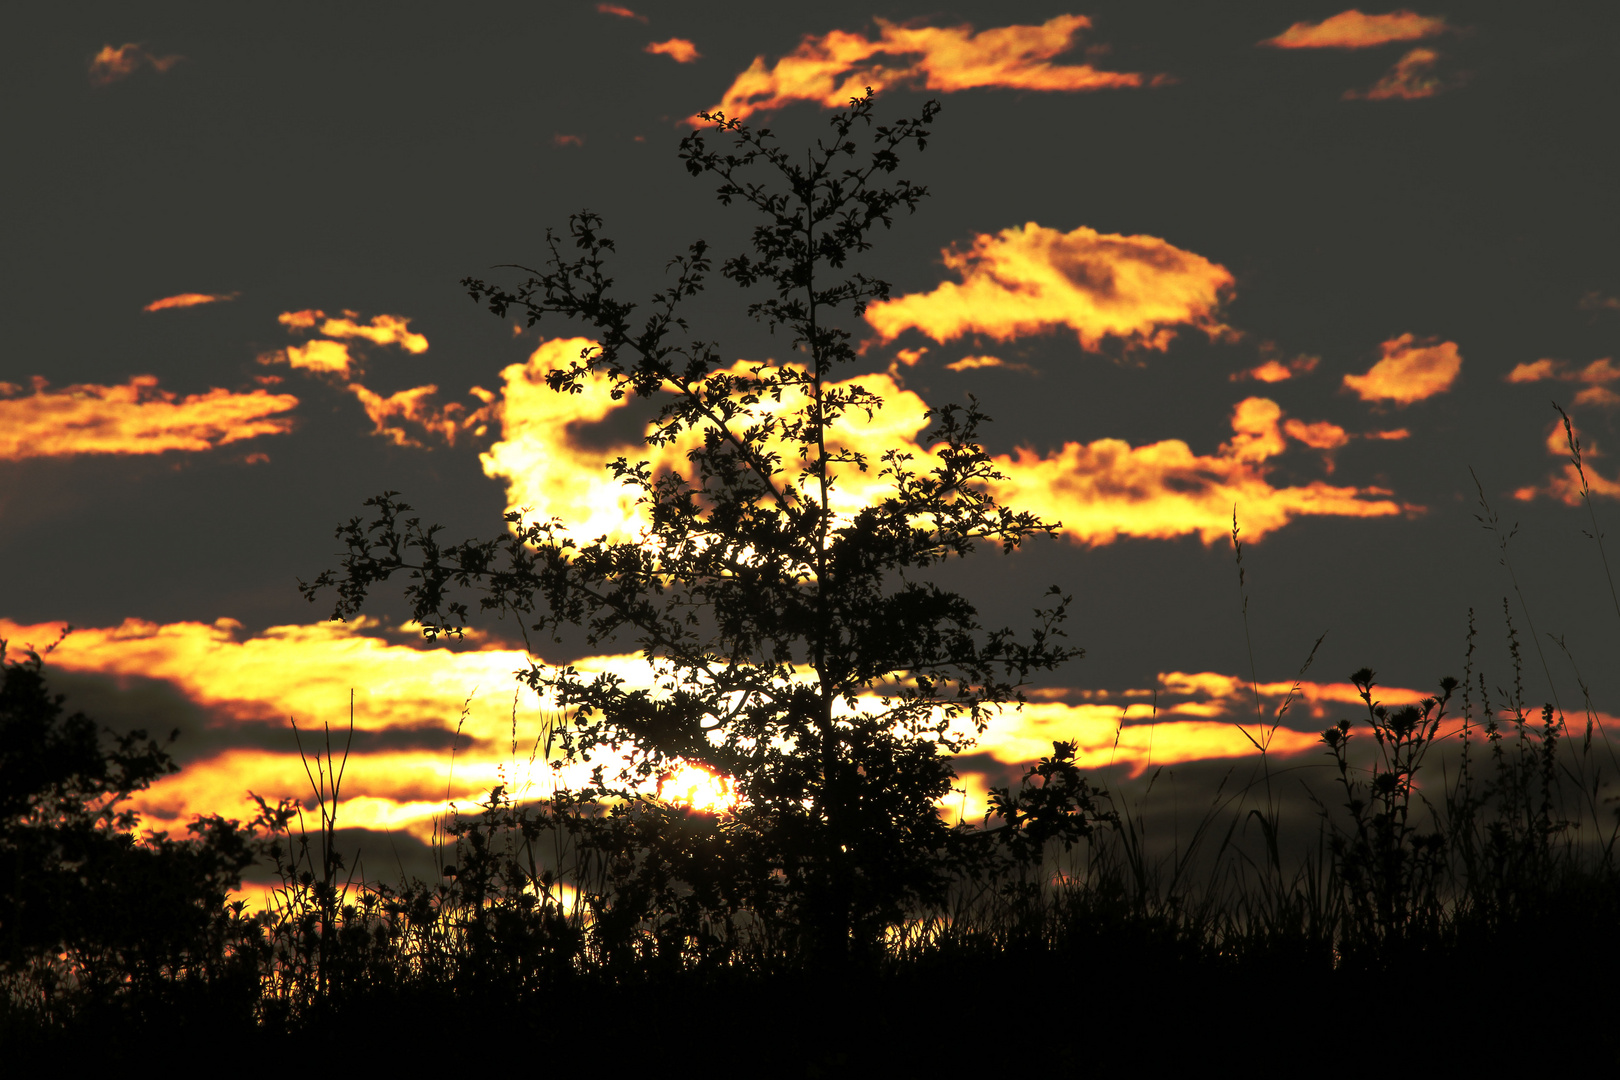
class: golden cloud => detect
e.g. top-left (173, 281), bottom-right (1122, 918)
top-left (864, 222), bottom-right (1235, 353)
top-left (4, 615), bottom-right (1448, 844)
top-left (703, 15), bottom-right (1147, 123)
top-left (1580, 291), bottom-right (1620, 313)
top-left (480, 340), bottom-right (1406, 550)
top-left (647, 38), bottom-right (701, 63)
top-left (1342, 334), bottom-right (1462, 404)
top-left (89, 43), bottom-right (182, 87)
top-left (1259, 9), bottom-right (1450, 49)
top-left (143, 292), bottom-right (238, 313)
top-left (0, 376), bottom-right (297, 461)
top-left (1344, 47), bottom-right (1453, 100)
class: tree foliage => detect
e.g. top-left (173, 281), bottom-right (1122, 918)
top-left (303, 94), bottom-right (1108, 959)
top-left (0, 639), bottom-right (260, 1020)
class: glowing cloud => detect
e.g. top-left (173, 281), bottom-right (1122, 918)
top-left (1344, 47), bottom-right (1451, 100)
top-left (703, 15), bottom-right (1147, 123)
top-left (278, 309), bottom-right (428, 354)
top-left (1260, 9), bottom-right (1449, 49)
top-left (480, 340), bottom-right (1405, 550)
top-left (143, 292), bottom-right (238, 312)
top-left (553, 134), bottom-right (585, 148)
top-left (647, 38), bottom-right (701, 63)
top-left (864, 222), bottom-right (1235, 353)
top-left (89, 43), bottom-right (182, 87)
top-left (1342, 334), bottom-right (1462, 404)
top-left (990, 397), bottom-right (1406, 545)
top-left (2, 615), bottom-right (1453, 843)
top-left (1580, 292), bottom-right (1620, 313)
top-left (0, 376), bottom-right (296, 461)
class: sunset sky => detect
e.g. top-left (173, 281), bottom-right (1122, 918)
top-left (4, 3), bottom-right (1618, 876)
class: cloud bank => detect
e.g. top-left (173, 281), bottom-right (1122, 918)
top-left (0, 376), bottom-right (297, 461)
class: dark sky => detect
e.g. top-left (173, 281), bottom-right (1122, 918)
top-left (4, 4), bottom-right (1620, 833)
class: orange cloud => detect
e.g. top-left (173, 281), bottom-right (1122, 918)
top-left (1506, 358), bottom-right (1562, 383)
top-left (1503, 357), bottom-right (1620, 406)
top-left (1344, 47), bottom-right (1453, 100)
top-left (89, 43), bottom-right (182, 87)
top-left (143, 292), bottom-right (238, 313)
top-left (1342, 334), bottom-right (1462, 404)
top-left (1580, 291), bottom-right (1620, 313)
top-left (597, 3), bottom-right (646, 21)
top-left (480, 340), bottom-right (1405, 550)
top-left (1260, 9), bottom-right (1450, 49)
top-left (274, 340), bottom-right (357, 377)
top-left (1232, 351), bottom-right (1319, 383)
top-left (1514, 415), bottom-right (1620, 504)
top-left (0, 376), bottom-right (296, 461)
top-left (347, 383), bottom-right (496, 448)
top-left (704, 15), bottom-right (1147, 123)
top-left (864, 222), bottom-right (1235, 353)
top-left (553, 134), bottom-right (585, 148)
top-left (1284, 418), bottom-right (1351, 451)
top-left (646, 38), bottom-right (701, 63)
top-left (991, 397), bottom-right (1406, 545)
top-left (266, 308), bottom-right (493, 447)
top-left (944, 355), bottom-right (1036, 375)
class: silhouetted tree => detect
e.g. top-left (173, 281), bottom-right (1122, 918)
top-left (0, 639), bottom-right (260, 1025)
top-left (304, 93), bottom-right (1107, 962)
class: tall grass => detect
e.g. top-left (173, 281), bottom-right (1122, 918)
top-left (7, 463), bottom-right (1620, 1056)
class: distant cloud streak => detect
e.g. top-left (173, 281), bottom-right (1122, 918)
top-left (143, 292), bottom-right (238, 312)
top-left (703, 15), bottom-right (1148, 123)
top-left (0, 376), bottom-right (296, 460)
top-left (89, 43), bottom-right (183, 87)
top-left (597, 3), bottom-right (646, 21)
top-left (1342, 334), bottom-right (1462, 404)
top-left (865, 222), bottom-right (1234, 353)
top-left (1344, 47), bottom-right (1453, 100)
top-left (1259, 9), bottom-right (1450, 49)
